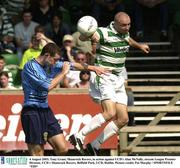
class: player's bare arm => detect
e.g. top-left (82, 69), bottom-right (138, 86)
top-left (129, 37), bottom-right (150, 54)
top-left (49, 62), bottom-right (70, 91)
top-left (73, 62), bottom-right (108, 76)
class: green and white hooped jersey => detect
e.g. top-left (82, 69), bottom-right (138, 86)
top-left (95, 22), bottom-right (130, 73)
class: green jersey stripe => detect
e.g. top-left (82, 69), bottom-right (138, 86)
top-left (104, 41), bottom-right (129, 47)
top-left (97, 50), bottom-right (127, 58)
top-left (95, 59), bottom-right (125, 68)
top-left (95, 22), bottom-right (130, 72)
top-left (96, 54), bottom-right (126, 64)
top-left (97, 29), bottom-right (104, 44)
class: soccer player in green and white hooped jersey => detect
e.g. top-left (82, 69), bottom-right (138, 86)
top-left (69, 12), bottom-right (150, 155)
top-left (95, 25), bottom-right (130, 74)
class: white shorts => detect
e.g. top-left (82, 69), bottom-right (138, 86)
top-left (89, 72), bottom-right (127, 105)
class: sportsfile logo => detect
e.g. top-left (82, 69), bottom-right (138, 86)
top-left (5, 157), bottom-right (28, 165)
top-left (0, 157), bottom-right (5, 164)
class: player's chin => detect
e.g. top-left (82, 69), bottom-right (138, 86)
top-left (118, 30), bottom-right (128, 34)
top-left (123, 30), bottom-right (129, 34)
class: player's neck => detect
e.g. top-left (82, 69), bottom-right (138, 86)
top-left (35, 56), bottom-right (45, 66)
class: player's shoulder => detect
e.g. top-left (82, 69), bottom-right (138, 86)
top-left (97, 27), bottom-right (109, 33)
top-left (96, 27), bottom-right (111, 42)
top-left (23, 58), bottom-right (36, 70)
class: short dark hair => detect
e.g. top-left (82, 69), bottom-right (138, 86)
top-left (40, 43), bottom-right (61, 57)
top-left (53, 12), bottom-right (63, 21)
top-left (0, 71), bottom-right (9, 78)
top-left (35, 25), bottom-right (45, 34)
top-left (0, 55), bottom-right (5, 61)
top-left (79, 70), bottom-right (91, 81)
top-left (22, 9), bottom-right (32, 16)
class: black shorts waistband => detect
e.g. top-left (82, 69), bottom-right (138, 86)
top-left (22, 106), bottom-right (50, 113)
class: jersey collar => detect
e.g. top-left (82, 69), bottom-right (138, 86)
top-left (108, 21), bottom-right (118, 34)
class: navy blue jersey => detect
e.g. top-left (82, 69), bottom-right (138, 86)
top-left (22, 59), bottom-right (72, 108)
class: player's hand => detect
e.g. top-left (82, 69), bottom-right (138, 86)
top-left (93, 66), bottom-right (110, 76)
top-left (62, 62), bottom-right (70, 75)
top-left (140, 43), bottom-right (150, 54)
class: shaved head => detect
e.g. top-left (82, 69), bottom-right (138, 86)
top-left (114, 12), bottom-right (131, 34)
top-left (114, 12), bottom-right (130, 23)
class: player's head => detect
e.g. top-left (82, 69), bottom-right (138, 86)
top-left (41, 43), bottom-right (61, 65)
top-left (114, 12), bottom-right (131, 34)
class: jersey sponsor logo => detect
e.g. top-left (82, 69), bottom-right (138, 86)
top-left (114, 46), bottom-right (129, 53)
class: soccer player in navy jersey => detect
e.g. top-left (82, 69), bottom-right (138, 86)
top-left (21, 43), bottom-right (107, 156)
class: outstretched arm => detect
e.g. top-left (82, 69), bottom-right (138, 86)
top-left (129, 37), bottom-right (150, 54)
top-left (49, 62), bottom-right (70, 91)
top-left (73, 62), bottom-right (108, 76)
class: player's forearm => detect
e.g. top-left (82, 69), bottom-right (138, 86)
top-left (48, 72), bottom-right (66, 91)
top-left (75, 62), bottom-right (98, 71)
top-left (128, 37), bottom-right (142, 49)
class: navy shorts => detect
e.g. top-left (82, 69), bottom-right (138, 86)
top-left (21, 106), bottom-right (63, 144)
